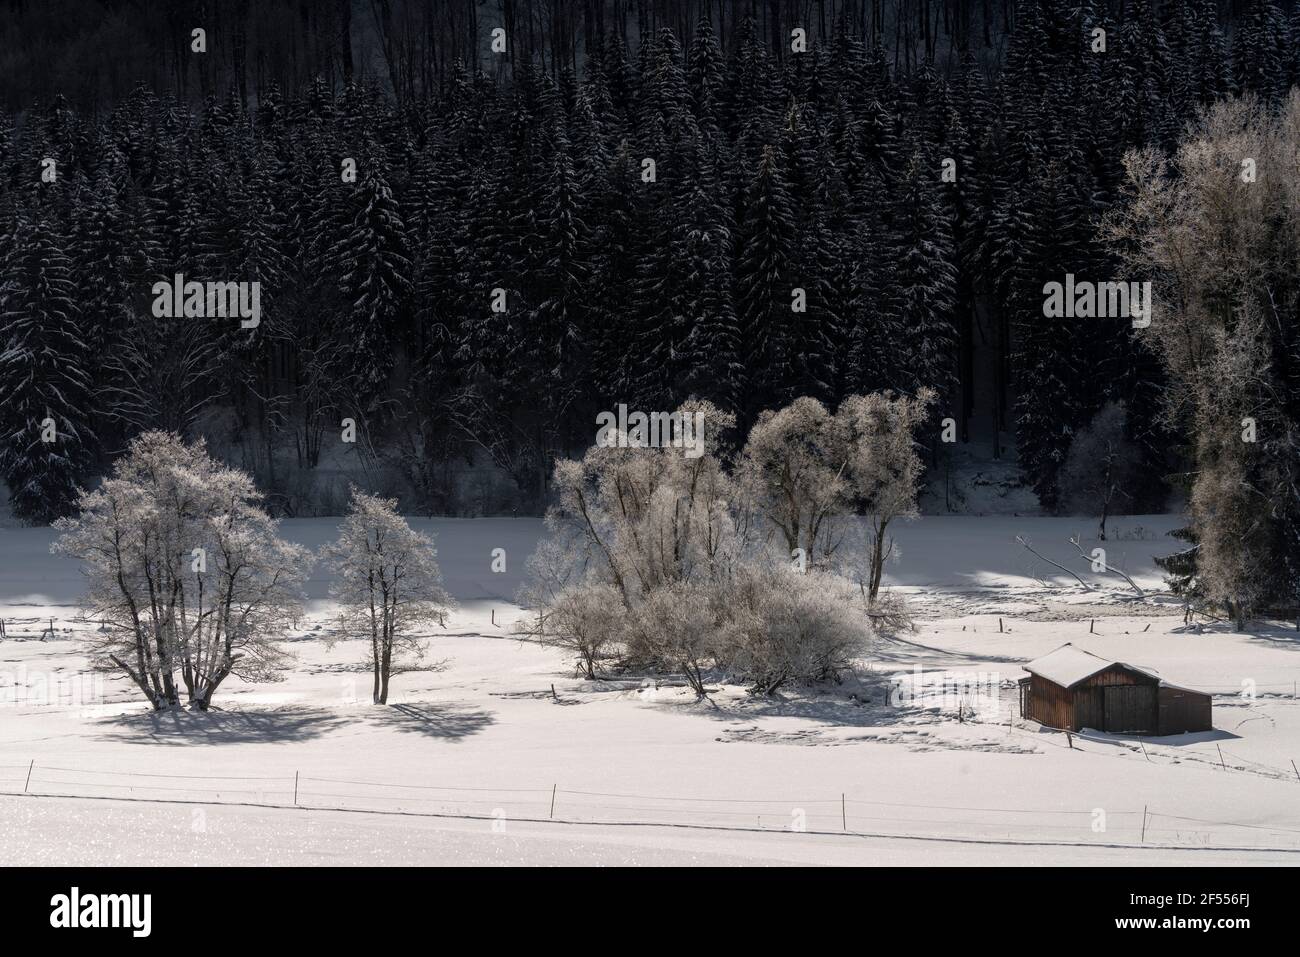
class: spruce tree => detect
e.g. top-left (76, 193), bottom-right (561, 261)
top-left (735, 144), bottom-right (796, 417)
top-left (335, 165), bottom-right (411, 396)
top-left (0, 213), bottom-right (94, 522)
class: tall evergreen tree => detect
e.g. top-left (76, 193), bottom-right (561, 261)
top-left (0, 213), bottom-right (94, 522)
top-left (335, 166), bottom-right (411, 397)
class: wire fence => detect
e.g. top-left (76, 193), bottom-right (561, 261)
top-left (1, 759), bottom-right (1298, 852)
top-left (986, 719), bottom-right (1300, 786)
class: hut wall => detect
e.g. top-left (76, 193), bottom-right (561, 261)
top-left (1023, 674), bottom-right (1074, 730)
top-left (1157, 687), bottom-right (1213, 734)
top-left (1077, 665), bottom-right (1158, 733)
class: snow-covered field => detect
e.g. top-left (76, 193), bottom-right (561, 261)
top-left (2, 515), bottom-right (1299, 866)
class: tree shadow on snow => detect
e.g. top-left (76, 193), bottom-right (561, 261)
top-left (1172, 620), bottom-right (1300, 650)
top-left (872, 633), bottom-right (1017, 668)
top-left (96, 706), bottom-right (351, 745)
top-left (646, 675), bottom-right (903, 729)
top-left (369, 701), bottom-right (496, 741)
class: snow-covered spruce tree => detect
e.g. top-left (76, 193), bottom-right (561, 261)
top-left (52, 432), bottom-right (310, 710)
top-left (1010, 155), bottom-right (1102, 509)
top-left (524, 123), bottom-right (593, 445)
top-left (1232, 0), bottom-right (1291, 105)
top-left (1105, 93), bottom-right (1300, 627)
top-left (0, 213), bottom-right (95, 524)
top-left (1153, 526), bottom-right (1204, 624)
top-left (735, 144), bottom-right (797, 417)
top-left (686, 14), bottom-right (726, 130)
top-left (678, 141), bottom-right (745, 413)
top-left (635, 135), bottom-right (742, 412)
top-left (335, 166), bottom-right (411, 398)
top-left (889, 152), bottom-right (958, 403)
top-left (323, 488), bottom-right (454, 704)
top-left (779, 103), bottom-right (839, 406)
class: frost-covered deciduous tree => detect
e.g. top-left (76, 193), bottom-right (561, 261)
top-left (738, 390), bottom-right (931, 597)
top-left (324, 488), bottom-right (453, 703)
top-left (541, 583), bottom-right (624, 681)
top-left (521, 395), bottom-right (893, 694)
top-left (840, 389), bottom-right (933, 601)
top-left (52, 432), bottom-right (310, 710)
top-left (1106, 93), bottom-right (1300, 626)
top-left (526, 399), bottom-right (742, 610)
top-left (737, 396), bottom-right (850, 570)
top-left (623, 581), bottom-right (717, 695)
top-left (716, 564), bottom-right (870, 695)
top-left (1056, 400), bottom-right (1144, 540)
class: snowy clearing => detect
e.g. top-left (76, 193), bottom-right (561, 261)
top-left (2, 514), bottom-right (1299, 865)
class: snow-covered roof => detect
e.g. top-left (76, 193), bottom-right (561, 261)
top-left (1023, 644), bottom-right (1161, 689)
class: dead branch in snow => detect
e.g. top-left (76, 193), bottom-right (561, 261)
top-left (1069, 534), bottom-right (1145, 598)
top-left (1015, 535), bottom-right (1094, 591)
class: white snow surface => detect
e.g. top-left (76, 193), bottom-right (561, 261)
top-left (2, 514), bottom-right (1299, 866)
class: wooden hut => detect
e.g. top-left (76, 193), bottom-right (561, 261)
top-left (1017, 644), bottom-right (1212, 735)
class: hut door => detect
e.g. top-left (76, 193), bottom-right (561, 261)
top-left (1103, 685), bottom-right (1156, 734)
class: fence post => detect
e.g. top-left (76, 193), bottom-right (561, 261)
top-left (23, 760), bottom-right (34, 793)
top-left (1140, 805), bottom-right (1147, 842)
top-left (294, 771), bottom-right (299, 806)
top-left (841, 793), bottom-right (846, 832)
top-left (1217, 744), bottom-right (1226, 770)
top-left (549, 784), bottom-right (556, 819)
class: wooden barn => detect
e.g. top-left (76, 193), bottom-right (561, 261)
top-left (1018, 644), bottom-right (1212, 736)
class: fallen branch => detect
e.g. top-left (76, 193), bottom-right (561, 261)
top-left (1015, 535), bottom-right (1093, 590)
top-left (1069, 535), bottom-right (1145, 598)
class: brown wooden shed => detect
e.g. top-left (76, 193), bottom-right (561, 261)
top-left (1017, 644), bottom-right (1212, 736)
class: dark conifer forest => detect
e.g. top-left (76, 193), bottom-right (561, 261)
top-left (0, 0), bottom-right (1295, 520)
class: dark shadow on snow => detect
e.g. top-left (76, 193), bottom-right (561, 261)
top-left (95, 705), bottom-right (351, 745)
top-left (370, 701), bottom-right (496, 740)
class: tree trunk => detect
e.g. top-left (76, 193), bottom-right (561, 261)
top-left (868, 519), bottom-right (889, 602)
